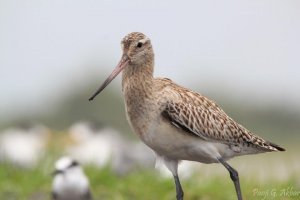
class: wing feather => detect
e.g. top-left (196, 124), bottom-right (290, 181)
top-left (157, 78), bottom-right (285, 151)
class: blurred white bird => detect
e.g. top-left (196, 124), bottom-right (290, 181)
top-left (67, 122), bottom-right (123, 167)
top-left (112, 141), bottom-right (155, 175)
top-left (0, 124), bottom-right (49, 168)
top-left (52, 157), bottom-right (92, 200)
top-left (67, 121), bottom-right (155, 175)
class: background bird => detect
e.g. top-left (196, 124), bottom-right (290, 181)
top-left (89, 32), bottom-right (285, 200)
top-left (0, 124), bottom-right (49, 168)
top-left (52, 157), bottom-right (92, 200)
top-left (66, 121), bottom-right (155, 175)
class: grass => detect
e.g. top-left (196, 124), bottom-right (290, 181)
top-left (0, 160), bottom-right (298, 200)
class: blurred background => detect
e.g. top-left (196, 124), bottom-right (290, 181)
top-left (0, 0), bottom-right (299, 199)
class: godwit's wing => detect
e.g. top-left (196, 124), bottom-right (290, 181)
top-left (157, 78), bottom-right (285, 152)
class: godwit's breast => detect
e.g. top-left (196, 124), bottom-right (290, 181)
top-left (139, 114), bottom-right (224, 164)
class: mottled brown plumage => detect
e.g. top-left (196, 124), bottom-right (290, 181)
top-left (89, 32), bottom-right (285, 200)
top-left (158, 78), bottom-right (284, 152)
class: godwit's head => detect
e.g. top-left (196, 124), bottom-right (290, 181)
top-left (89, 32), bottom-right (154, 101)
top-left (121, 32), bottom-right (154, 66)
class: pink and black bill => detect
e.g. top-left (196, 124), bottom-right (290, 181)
top-left (89, 55), bottom-right (129, 101)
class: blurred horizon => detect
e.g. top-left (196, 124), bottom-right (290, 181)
top-left (1, 0), bottom-right (300, 127)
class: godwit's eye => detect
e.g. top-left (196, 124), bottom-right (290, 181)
top-left (137, 42), bottom-right (143, 48)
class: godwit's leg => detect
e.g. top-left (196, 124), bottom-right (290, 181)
top-left (173, 175), bottom-right (184, 200)
top-left (162, 158), bottom-right (184, 200)
top-left (218, 157), bottom-right (243, 200)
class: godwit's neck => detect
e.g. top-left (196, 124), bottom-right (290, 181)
top-left (122, 62), bottom-right (154, 96)
top-left (122, 62), bottom-right (156, 137)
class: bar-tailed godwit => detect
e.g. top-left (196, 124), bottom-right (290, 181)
top-left (89, 32), bottom-right (285, 200)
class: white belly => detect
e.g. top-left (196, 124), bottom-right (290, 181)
top-left (139, 117), bottom-right (233, 164)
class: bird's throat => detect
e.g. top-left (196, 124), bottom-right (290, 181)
top-left (122, 63), bottom-right (155, 129)
top-left (122, 63), bottom-right (154, 96)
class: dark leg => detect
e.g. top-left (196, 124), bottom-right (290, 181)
top-left (218, 157), bottom-right (243, 200)
top-left (173, 175), bottom-right (184, 200)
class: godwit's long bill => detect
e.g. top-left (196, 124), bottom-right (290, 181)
top-left (89, 32), bottom-right (285, 200)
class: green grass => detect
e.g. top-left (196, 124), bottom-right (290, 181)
top-left (0, 161), bottom-right (298, 200)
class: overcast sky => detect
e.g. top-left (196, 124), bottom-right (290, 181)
top-left (0, 0), bottom-right (299, 119)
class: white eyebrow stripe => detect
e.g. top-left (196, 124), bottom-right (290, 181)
top-left (139, 37), bottom-right (149, 44)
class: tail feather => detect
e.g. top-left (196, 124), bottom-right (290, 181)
top-left (247, 133), bottom-right (286, 152)
top-left (266, 141), bottom-right (286, 151)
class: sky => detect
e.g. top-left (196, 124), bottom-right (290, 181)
top-left (0, 0), bottom-right (299, 120)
